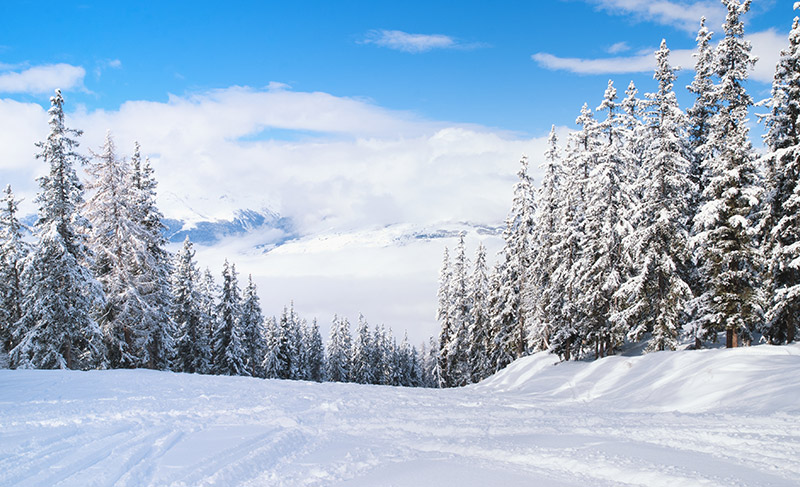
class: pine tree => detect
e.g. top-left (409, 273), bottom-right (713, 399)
top-left (240, 274), bottom-right (266, 377)
top-left (578, 80), bottom-right (635, 358)
top-left (11, 90), bottom-right (106, 370)
top-left (171, 237), bottom-right (209, 374)
top-left (759, 11), bottom-right (800, 344)
top-left (85, 131), bottom-right (143, 368)
top-left (261, 316), bottom-right (281, 379)
top-left (488, 155), bottom-right (536, 372)
top-left (548, 105), bottom-right (596, 360)
top-left (0, 186), bottom-right (30, 356)
top-left (615, 41), bottom-right (694, 352)
top-left (351, 313), bottom-right (374, 384)
top-left (436, 246), bottom-right (453, 386)
top-left (128, 143), bottom-right (175, 369)
top-left (325, 314), bottom-right (351, 382)
top-left (444, 233), bottom-right (471, 386)
top-left (305, 318), bottom-right (325, 382)
top-left (467, 242), bottom-right (490, 382)
top-left (212, 260), bottom-right (246, 375)
top-left (197, 268), bottom-right (218, 372)
top-left (527, 127), bottom-right (564, 354)
top-left (687, 17), bottom-right (718, 227)
top-left (693, 0), bottom-right (762, 348)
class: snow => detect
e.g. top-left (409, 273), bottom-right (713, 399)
top-left (2, 344), bottom-right (799, 486)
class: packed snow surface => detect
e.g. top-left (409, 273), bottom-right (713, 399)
top-left (2, 344), bottom-right (799, 486)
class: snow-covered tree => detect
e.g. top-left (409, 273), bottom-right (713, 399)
top-left (326, 314), bottom-right (351, 382)
top-left (212, 260), bottom-right (246, 375)
top-left (444, 233), bottom-right (471, 387)
top-left (304, 318), bottom-right (325, 382)
top-left (351, 313), bottom-right (374, 384)
top-left (759, 11), bottom-right (800, 344)
top-left (578, 80), bottom-right (636, 358)
top-left (171, 237), bottom-right (209, 373)
top-left (467, 243), bottom-right (491, 382)
top-left (488, 155), bottom-right (536, 371)
top-left (692, 0), bottom-right (762, 348)
top-left (127, 143), bottom-right (175, 370)
top-left (198, 268), bottom-right (218, 370)
top-left (548, 105), bottom-right (596, 360)
top-left (11, 90), bottom-right (106, 370)
top-left (0, 185), bottom-right (30, 355)
top-left (526, 127), bottom-right (564, 353)
top-left (261, 316), bottom-right (281, 379)
top-left (686, 17), bottom-right (718, 226)
top-left (240, 274), bottom-right (266, 377)
top-left (615, 41), bottom-right (694, 352)
top-left (436, 246), bottom-right (453, 385)
top-left (85, 131), bottom-right (142, 368)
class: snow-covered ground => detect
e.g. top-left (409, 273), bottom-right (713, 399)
top-left (2, 344), bottom-right (799, 487)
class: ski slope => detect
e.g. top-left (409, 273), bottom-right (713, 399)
top-left (1, 344), bottom-right (799, 486)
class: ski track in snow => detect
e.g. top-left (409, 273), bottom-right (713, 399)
top-left (1, 345), bottom-right (799, 486)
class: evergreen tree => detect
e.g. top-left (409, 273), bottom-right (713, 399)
top-left (578, 81), bottom-right (635, 358)
top-left (11, 90), bottom-right (106, 370)
top-left (435, 246), bottom-right (453, 386)
top-left (212, 260), bottom-right (246, 375)
top-left (467, 242), bottom-right (490, 382)
top-left (526, 127), bottom-right (564, 354)
top-left (693, 0), bottom-right (762, 348)
top-left (171, 237), bottom-right (209, 373)
top-left (548, 105), bottom-right (596, 360)
top-left (128, 143), bottom-right (175, 369)
top-left (351, 313), bottom-right (374, 384)
top-left (488, 155), bottom-right (536, 371)
top-left (85, 131), bottom-right (142, 368)
top-left (0, 185), bottom-right (30, 355)
top-left (686, 17), bottom-right (718, 226)
top-left (261, 316), bottom-right (281, 379)
top-left (325, 314), bottom-right (351, 382)
top-left (615, 41), bottom-right (694, 352)
top-left (305, 318), bottom-right (325, 382)
top-left (759, 11), bottom-right (800, 344)
top-left (240, 274), bottom-right (266, 377)
top-left (444, 233), bottom-right (471, 386)
top-left (197, 268), bottom-right (218, 372)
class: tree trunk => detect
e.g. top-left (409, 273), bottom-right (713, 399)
top-left (695, 336), bottom-right (702, 350)
top-left (726, 328), bottom-right (739, 348)
top-left (788, 322), bottom-right (796, 344)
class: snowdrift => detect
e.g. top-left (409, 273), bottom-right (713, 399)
top-left (476, 343), bottom-right (800, 413)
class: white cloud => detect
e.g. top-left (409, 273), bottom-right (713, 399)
top-left (362, 30), bottom-right (468, 53)
top-left (749, 28), bottom-right (787, 83)
top-left (533, 28), bottom-right (785, 83)
top-left (607, 41), bottom-right (631, 54)
top-left (0, 63), bottom-right (85, 94)
top-left (584, 0), bottom-right (725, 34)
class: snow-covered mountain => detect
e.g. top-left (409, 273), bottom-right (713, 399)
top-left (2, 343), bottom-right (798, 486)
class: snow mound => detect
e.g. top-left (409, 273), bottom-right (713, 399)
top-left (476, 343), bottom-right (800, 413)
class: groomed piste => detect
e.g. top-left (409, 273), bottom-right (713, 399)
top-left (2, 343), bottom-right (799, 487)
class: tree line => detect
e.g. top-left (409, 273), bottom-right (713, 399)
top-left (437, 0), bottom-right (800, 387)
top-left (0, 90), bottom-right (438, 387)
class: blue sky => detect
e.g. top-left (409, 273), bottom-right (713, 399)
top-left (0, 0), bottom-right (796, 341)
top-left (0, 1), bottom-right (790, 135)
